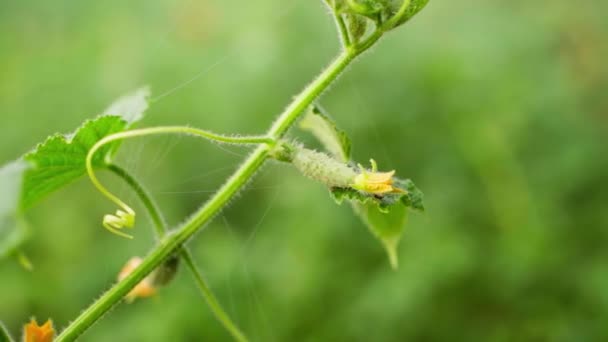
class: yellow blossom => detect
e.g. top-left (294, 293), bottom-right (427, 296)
top-left (118, 257), bottom-right (157, 302)
top-left (351, 159), bottom-right (406, 195)
top-left (24, 318), bottom-right (54, 342)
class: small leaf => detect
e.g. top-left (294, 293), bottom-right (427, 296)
top-left (345, 13), bottom-right (368, 42)
top-left (330, 177), bottom-right (423, 268)
top-left (330, 187), bottom-right (374, 205)
top-left (330, 177), bottom-right (423, 211)
top-left (299, 104), bottom-right (351, 162)
top-left (1, 320), bottom-right (15, 342)
top-left (353, 201), bottom-right (407, 269)
top-left (395, 178), bottom-right (425, 211)
top-left (21, 116), bottom-right (129, 209)
top-left (22, 87), bottom-right (149, 209)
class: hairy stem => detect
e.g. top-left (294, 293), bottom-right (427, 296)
top-left (268, 50), bottom-right (356, 137)
top-left (106, 164), bottom-right (248, 341)
top-left (58, 33), bottom-right (376, 341)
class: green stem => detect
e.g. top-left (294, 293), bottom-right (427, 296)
top-left (106, 164), bottom-right (248, 341)
top-left (58, 33), bottom-right (378, 342)
top-left (181, 249), bottom-right (248, 342)
top-left (268, 50), bottom-right (357, 137)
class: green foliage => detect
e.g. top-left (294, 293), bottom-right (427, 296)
top-left (394, 178), bottom-right (425, 211)
top-left (345, 177), bottom-right (424, 269)
top-left (2, 0), bottom-right (605, 341)
top-left (22, 116), bottom-right (129, 209)
top-left (354, 201), bottom-right (407, 269)
top-left (330, 180), bottom-right (424, 268)
top-left (0, 0), bottom-right (435, 340)
top-left (0, 87), bottom-right (149, 260)
top-left (331, 178), bottom-right (424, 212)
top-left (23, 87), bottom-right (149, 209)
top-left (345, 13), bottom-right (368, 42)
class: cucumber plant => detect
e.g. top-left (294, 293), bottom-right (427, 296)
top-left (0, 1), bottom-right (429, 341)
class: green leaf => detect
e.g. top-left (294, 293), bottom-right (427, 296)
top-left (0, 321), bottom-right (15, 342)
top-left (331, 187), bottom-right (393, 212)
top-left (22, 116), bottom-right (128, 209)
top-left (395, 178), bottom-right (425, 211)
top-left (330, 187), bottom-right (374, 205)
top-left (299, 104), bottom-right (351, 162)
top-left (345, 13), bottom-right (368, 42)
top-left (330, 177), bottom-right (424, 268)
top-left (354, 201), bottom-right (407, 269)
top-left (22, 87), bottom-right (149, 209)
top-left (330, 177), bottom-right (424, 211)
top-left (0, 87), bottom-right (150, 261)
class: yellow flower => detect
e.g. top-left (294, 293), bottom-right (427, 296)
top-left (24, 318), bottom-right (54, 342)
top-left (118, 257), bottom-right (157, 303)
top-left (351, 159), bottom-right (405, 195)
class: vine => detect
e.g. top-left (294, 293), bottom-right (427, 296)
top-left (0, 1), bottom-right (429, 340)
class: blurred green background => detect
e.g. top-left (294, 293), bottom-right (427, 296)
top-left (1, 0), bottom-right (607, 341)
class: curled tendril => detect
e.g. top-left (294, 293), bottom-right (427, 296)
top-left (86, 126), bottom-right (274, 239)
top-left (103, 207), bottom-right (136, 239)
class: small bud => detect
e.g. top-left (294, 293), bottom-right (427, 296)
top-left (118, 257), bottom-right (157, 303)
top-left (23, 318), bottom-right (54, 342)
